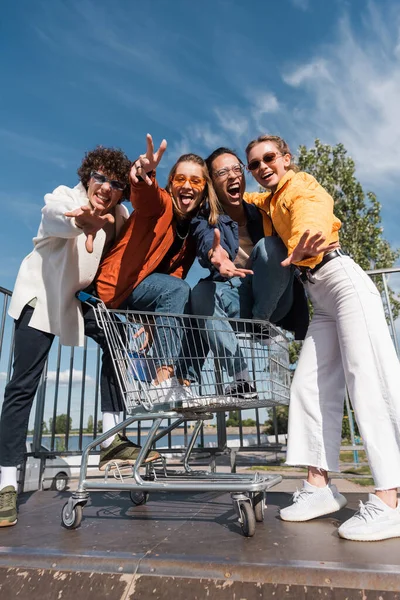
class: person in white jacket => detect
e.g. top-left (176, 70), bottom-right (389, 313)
top-left (0, 146), bottom-right (159, 527)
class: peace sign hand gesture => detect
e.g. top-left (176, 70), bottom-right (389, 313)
top-left (281, 230), bottom-right (340, 267)
top-left (130, 133), bottom-right (167, 186)
top-left (65, 205), bottom-right (114, 253)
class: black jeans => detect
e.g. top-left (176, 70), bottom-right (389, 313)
top-left (0, 304), bottom-right (123, 466)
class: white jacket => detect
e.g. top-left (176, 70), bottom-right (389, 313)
top-left (8, 183), bottom-right (129, 347)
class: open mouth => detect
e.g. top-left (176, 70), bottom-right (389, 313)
top-left (95, 193), bottom-right (110, 205)
top-left (179, 193), bottom-right (194, 206)
top-left (260, 172), bottom-right (275, 183)
top-left (227, 183), bottom-right (241, 200)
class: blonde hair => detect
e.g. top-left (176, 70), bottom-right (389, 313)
top-left (245, 135), bottom-right (299, 172)
top-left (166, 154), bottom-right (221, 226)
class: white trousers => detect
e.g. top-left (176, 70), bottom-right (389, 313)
top-left (286, 255), bottom-right (400, 490)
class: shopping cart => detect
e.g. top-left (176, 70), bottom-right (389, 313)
top-left (61, 292), bottom-right (291, 537)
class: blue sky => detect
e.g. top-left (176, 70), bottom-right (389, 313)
top-left (2, 0), bottom-right (400, 428)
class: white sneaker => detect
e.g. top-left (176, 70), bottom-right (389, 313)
top-left (146, 377), bottom-right (199, 407)
top-left (338, 494), bottom-right (400, 541)
top-left (280, 480), bottom-right (348, 522)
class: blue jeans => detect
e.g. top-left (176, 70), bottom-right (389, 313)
top-left (121, 273), bottom-right (191, 371)
top-left (189, 237), bottom-right (294, 377)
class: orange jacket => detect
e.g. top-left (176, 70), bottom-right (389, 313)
top-left (95, 177), bottom-right (196, 308)
top-left (244, 170), bottom-right (341, 268)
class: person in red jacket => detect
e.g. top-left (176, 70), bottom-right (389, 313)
top-left (94, 135), bottom-right (219, 432)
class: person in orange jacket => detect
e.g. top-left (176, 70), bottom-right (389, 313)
top-left (245, 134), bottom-right (400, 542)
top-left (95, 134), bottom-right (220, 411)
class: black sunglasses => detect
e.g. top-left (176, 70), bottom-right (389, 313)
top-left (90, 171), bottom-right (125, 191)
top-left (247, 152), bottom-right (284, 172)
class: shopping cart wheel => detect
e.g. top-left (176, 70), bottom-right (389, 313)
top-left (239, 501), bottom-right (256, 537)
top-left (61, 501), bottom-right (83, 529)
top-left (129, 491), bottom-right (149, 506)
top-left (253, 492), bottom-right (264, 523)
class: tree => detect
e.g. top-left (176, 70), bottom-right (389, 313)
top-left (97, 420), bottom-right (103, 433)
top-left (87, 415), bottom-right (94, 433)
top-left (226, 411), bottom-right (240, 427)
top-left (297, 139), bottom-right (400, 315)
top-left (264, 406), bottom-right (289, 436)
top-left (42, 421), bottom-right (48, 434)
top-left (49, 414), bottom-right (72, 434)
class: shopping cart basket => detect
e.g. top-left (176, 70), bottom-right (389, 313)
top-left (61, 292), bottom-right (291, 537)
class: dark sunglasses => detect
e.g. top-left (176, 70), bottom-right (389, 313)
top-left (247, 152), bottom-right (284, 172)
top-left (90, 171), bottom-right (125, 191)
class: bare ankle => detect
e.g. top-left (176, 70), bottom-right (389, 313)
top-left (154, 366), bottom-right (174, 385)
top-left (375, 488), bottom-right (398, 509)
top-left (307, 467), bottom-right (329, 488)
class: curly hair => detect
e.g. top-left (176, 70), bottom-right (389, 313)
top-left (77, 146), bottom-right (132, 200)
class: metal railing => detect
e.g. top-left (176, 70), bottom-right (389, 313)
top-left (0, 266), bottom-right (399, 480)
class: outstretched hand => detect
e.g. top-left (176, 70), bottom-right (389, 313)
top-left (65, 205), bottom-right (115, 253)
top-left (281, 230), bottom-right (340, 267)
top-left (209, 229), bottom-right (253, 279)
top-left (130, 133), bottom-right (167, 186)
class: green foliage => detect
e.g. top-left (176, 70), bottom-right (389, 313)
top-left (226, 411), bottom-right (256, 427)
top-left (55, 438), bottom-right (66, 453)
top-left (288, 341), bottom-right (302, 366)
top-left (297, 139), bottom-right (400, 316)
top-left (97, 420), bottom-right (103, 433)
top-left (49, 414), bottom-right (72, 434)
top-left (242, 418), bottom-right (256, 427)
top-left (342, 400), bottom-right (360, 440)
top-left (226, 411), bottom-right (240, 427)
top-left (87, 414), bottom-right (94, 433)
top-left (42, 421), bottom-right (48, 434)
top-left (264, 406), bottom-right (289, 435)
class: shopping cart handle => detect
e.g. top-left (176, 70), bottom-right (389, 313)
top-left (76, 291), bottom-right (101, 304)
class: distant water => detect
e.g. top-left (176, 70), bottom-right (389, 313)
top-left (27, 432), bottom-right (269, 452)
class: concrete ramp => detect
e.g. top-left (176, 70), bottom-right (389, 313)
top-left (0, 488), bottom-right (399, 599)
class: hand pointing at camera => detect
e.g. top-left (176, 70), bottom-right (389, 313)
top-left (65, 205), bottom-right (115, 253)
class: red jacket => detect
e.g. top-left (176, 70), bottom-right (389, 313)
top-left (95, 177), bottom-right (196, 308)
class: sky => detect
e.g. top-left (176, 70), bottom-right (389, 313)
top-left (1, 0), bottom-right (400, 429)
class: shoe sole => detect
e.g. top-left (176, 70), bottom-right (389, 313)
top-left (338, 524), bottom-right (400, 542)
top-left (99, 454), bottom-right (161, 471)
top-left (227, 393), bottom-right (258, 400)
top-left (280, 494), bottom-right (348, 522)
top-left (0, 518), bottom-right (17, 527)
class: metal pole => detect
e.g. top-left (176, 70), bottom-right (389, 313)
top-left (345, 389), bottom-right (359, 465)
top-left (381, 273), bottom-right (399, 357)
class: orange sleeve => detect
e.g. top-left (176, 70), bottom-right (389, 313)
top-left (130, 172), bottom-right (169, 217)
top-left (286, 174), bottom-right (341, 268)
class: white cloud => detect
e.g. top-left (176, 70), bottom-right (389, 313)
top-left (214, 108), bottom-right (250, 138)
top-left (0, 372), bottom-right (6, 381)
top-left (46, 369), bottom-right (94, 386)
top-left (290, 0), bottom-right (309, 10)
top-left (172, 91), bottom-right (281, 159)
top-left (281, 6), bottom-right (400, 188)
top-left (251, 93), bottom-right (280, 117)
top-left (283, 60), bottom-right (331, 87)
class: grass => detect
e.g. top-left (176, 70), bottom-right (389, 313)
top-left (339, 450), bottom-right (367, 463)
top-left (248, 449), bottom-right (374, 486)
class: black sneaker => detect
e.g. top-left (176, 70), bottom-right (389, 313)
top-left (225, 380), bottom-right (258, 399)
